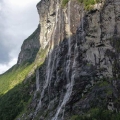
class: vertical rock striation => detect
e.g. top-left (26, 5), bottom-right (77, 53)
top-left (18, 0), bottom-right (120, 120)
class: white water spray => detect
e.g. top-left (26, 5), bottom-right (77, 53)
top-left (47, 0), bottom-right (59, 103)
top-left (52, 75), bottom-right (75, 120)
top-left (52, 1), bottom-right (74, 120)
top-left (35, 50), bottom-right (52, 114)
top-left (34, 0), bottom-right (60, 116)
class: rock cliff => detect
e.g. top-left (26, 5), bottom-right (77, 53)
top-left (17, 25), bottom-right (40, 64)
top-left (17, 0), bottom-right (120, 120)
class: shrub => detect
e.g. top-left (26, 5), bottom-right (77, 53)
top-left (62, 0), bottom-right (101, 10)
top-left (62, 0), bottom-right (69, 7)
top-left (70, 108), bottom-right (120, 120)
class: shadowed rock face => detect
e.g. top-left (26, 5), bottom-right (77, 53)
top-left (17, 0), bottom-right (120, 120)
top-left (17, 25), bottom-right (40, 64)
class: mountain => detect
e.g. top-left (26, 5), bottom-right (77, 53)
top-left (0, 0), bottom-right (120, 120)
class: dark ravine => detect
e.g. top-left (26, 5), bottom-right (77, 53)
top-left (1, 0), bottom-right (120, 120)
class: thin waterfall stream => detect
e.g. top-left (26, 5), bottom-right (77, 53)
top-left (52, 1), bottom-right (73, 120)
top-left (34, 0), bottom-right (84, 119)
top-left (35, 50), bottom-right (52, 114)
top-left (34, 0), bottom-right (59, 117)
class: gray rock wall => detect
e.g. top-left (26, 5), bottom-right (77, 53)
top-left (17, 25), bottom-right (40, 64)
top-left (17, 0), bottom-right (120, 120)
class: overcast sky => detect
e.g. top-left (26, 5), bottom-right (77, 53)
top-left (0, 0), bottom-right (40, 74)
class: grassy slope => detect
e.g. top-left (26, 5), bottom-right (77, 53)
top-left (0, 25), bottom-right (41, 96)
top-left (70, 108), bottom-right (120, 120)
top-left (0, 20), bottom-right (47, 120)
top-left (0, 63), bottom-right (35, 120)
top-left (0, 63), bottom-right (34, 95)
top-left (0, 46), bottom-right (48, 120)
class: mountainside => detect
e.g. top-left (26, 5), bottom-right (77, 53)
top-left (0, 0), bottom-right (120, 120)
top-left (17, 25), bottom-right (40, 64)
top-left (0, 25), bottom-right (41, 120)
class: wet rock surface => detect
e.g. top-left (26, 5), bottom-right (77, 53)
top-left (17, 0), bottom-right (120, 120)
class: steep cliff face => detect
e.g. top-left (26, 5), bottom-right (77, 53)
top-left (17, 25), bottom-right (40, 64)
top-left (17, 0), bottom-right (120, 120)
top-left (37, 0), bottom-right (81, 49)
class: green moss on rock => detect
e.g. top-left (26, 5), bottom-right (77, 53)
top-left (62, 0), bottom-right (101, 10)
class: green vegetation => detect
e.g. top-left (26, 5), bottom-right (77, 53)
top-left (97, 80), bottom-right (113, 95)
top-left (0, 63), bottom-right (34, 95)
top-left (0, 62), bottom-right (35, 120)
top-left (0, 47), bottom-right (48, 96)
top-left (70, 108), bottom-right (120, 120)
top-left (98, 81), bottom-right (109, 87)
top-left (0, 45), bottom-right (48, 120)
top-left (78, 0), bottom-right (96, 10)
top-left (0, 74), bottom-right (35, 120)
top-left (36, 48), bottom-right (48, 63)
top-left (107, 89), bottom-right (113, 95)
top-left (62, 0), bottom-right (100, 10)
top-left (71, 115), bottom-right (81, 120)
top-left (62, 0), bottom-right (69, 7)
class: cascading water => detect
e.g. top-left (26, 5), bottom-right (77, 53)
top-left (51, 0), bottom-right (59, 49)
top-left (52, 75), bottom-right (75, 120)
top-left (35, 50), bottom-right (52, 114)
top-left (34, 0), bottom-right (59, 117)
top-left (36, 69), bottom-right (40, 91)
top-left (47, 0), bottom-right (59, 103)
top-left (32, 0), bottom-right (85, 119)
top-left (52, 1), bottom-right (75, 120)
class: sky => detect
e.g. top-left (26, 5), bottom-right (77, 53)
top-left (0, 0), bottom-right (40, 74)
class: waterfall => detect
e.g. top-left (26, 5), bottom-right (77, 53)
top-left (52, 1), bottom-right (75, 120)
top-left (47, 0), bottom-right (59, 103)
top-left (34, 0), bottom-right (59, 117)
top-left (51, 0), bottom-right (59, 49)
top-left (36, 69), bottom-right (40, 91)
top-left (52, 75), bottom-right (75, 120)
top-left (35, 50), bottom-right (52, 114)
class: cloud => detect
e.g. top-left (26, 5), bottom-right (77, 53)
top-left (0, 0), bottom-right (40, 74)
top-left (0, 43), bottom-right (10, 64)
top-left (0, 3), bottom-right (1, 11)
top-left (0, 58), bottom-right (17, 74)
